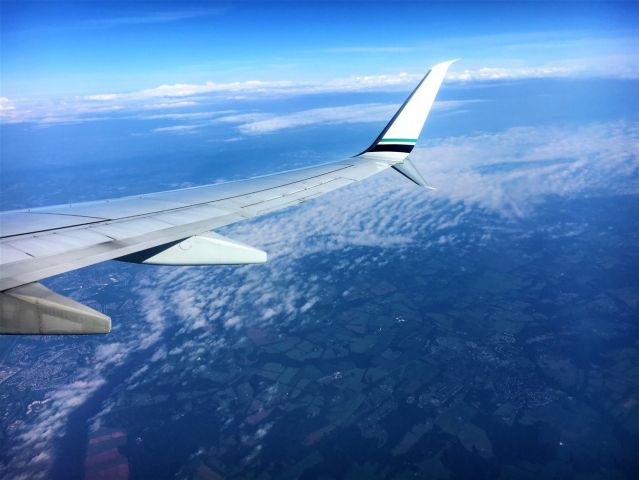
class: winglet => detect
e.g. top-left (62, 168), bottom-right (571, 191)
top-left (357, 60), bottom-right (456, 162)
top-left (357, 60), bottom-right (456, 191)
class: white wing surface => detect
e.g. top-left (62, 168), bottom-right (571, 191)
top-left (0, 60), bottom-right (455, 334)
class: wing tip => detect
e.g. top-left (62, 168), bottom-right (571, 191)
top-left (355, 58), bottom-right (459, 159)
top-left (432, 59), bottom-right (459, 71)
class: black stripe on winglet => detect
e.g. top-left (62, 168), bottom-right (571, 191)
top-left (368, 144), bottom-right (414, 153)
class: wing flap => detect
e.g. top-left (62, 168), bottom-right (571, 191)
top-left (0, 212), bottom-right (105, 238)
top-left (0, 282), bottom-right (111, 334)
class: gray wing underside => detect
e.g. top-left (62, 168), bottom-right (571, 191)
top-left (0, 158), bottom-right (389, 292)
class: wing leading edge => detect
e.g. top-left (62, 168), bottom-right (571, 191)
top-left (0, 60), bottom-right (456, 334)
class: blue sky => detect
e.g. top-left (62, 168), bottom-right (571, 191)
top-left (1, 0), bottom-right (637, 100)
top-left (1, 1), bottom-right (638, 210)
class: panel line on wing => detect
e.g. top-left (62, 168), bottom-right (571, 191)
top-left (28, 211), bottom-right (108, 220)
top-left (1, 165), bottom-right (356, 241)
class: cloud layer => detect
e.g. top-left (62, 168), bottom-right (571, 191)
top-left (1, 119), bottom-right (637, 479)
top-left (2, 53), bottom-right (637, 125)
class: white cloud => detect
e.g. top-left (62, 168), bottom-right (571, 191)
top-left (234, 99), bottom-right (478, 134)
top-left (449, 55), bottom-right (639, 82)
top-left (421, 121), bottom-right (639, 215)
top-left (215, 112), bottom-right (273, 124)
top-left (142, 101), bottom-right (198, 110)
top-left (138, 110), bottom-right (233, 120)
top-left (76, 67), bottom-right (525, 107)
top-left (84, 80), bottom-right (297, 102)
top-left (0, 97), bottom-right (21, 122)
top-left (0, 97), bottom-right (15, 112)
top-left (3, 379), bottom-right (106, 477)
top-left (141, 110), bottom-right (233, 120)
top-left (449, 66), bottom-right (575, 81)
top-left (3, 53), bottom-right (636, 126)
top-left (152, 124), bottom-right (201, 134)
top-left (236, 103), bottom-right (396, 134)
top-left (80, 57), bottom-right (638, 106)
top-left (151, 100), bottom-right (479, 136)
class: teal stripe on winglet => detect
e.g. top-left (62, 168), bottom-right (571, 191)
top-left (379, 138), bottom-right (417, 143)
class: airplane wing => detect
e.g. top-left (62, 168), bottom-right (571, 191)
top-left (0, 60), bottom-right (455, 334)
